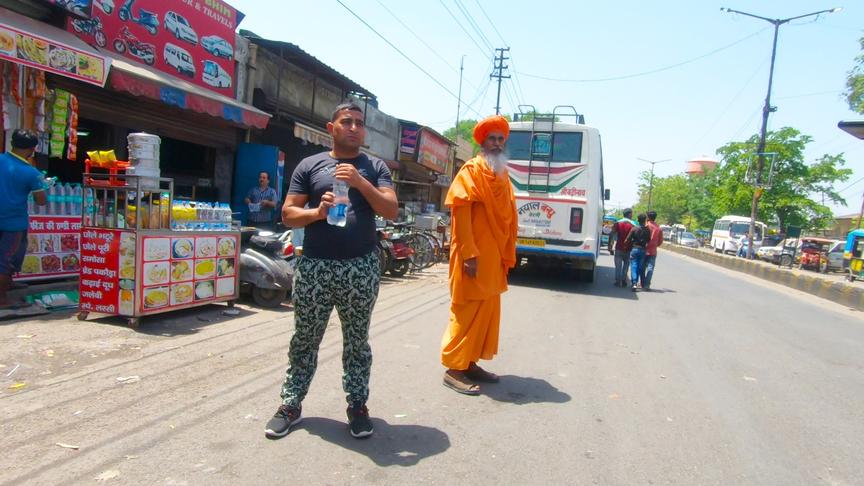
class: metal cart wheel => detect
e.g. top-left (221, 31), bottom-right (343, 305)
top-left (77, 311), bottom-right (89, 321)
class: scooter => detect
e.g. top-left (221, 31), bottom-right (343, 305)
top-left (112, 26), bottom-right (155, 65)
top-left (118, 0), bottom-right (159, 35)
top-left (239, 226), bottom-right (295, 308)
top-left (379, 224), bottom-right (414, 277)
top-left (71, 17), bottom-right (106, 48)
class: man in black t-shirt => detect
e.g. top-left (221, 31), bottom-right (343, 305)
top-left (265, 102), bottom-right (398, 440)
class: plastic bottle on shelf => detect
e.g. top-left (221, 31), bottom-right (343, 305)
top-left (71, 184), bottom-right (82, 216)
top-left (47, 184), bottom-right (57, 215)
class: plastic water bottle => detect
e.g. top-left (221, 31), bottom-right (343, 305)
top-left (47, 184), bottom-right (58, 215)
top-left (70, 184), bottom-right (82, 215)
top-left (327, 180), bottom-right (350, 227)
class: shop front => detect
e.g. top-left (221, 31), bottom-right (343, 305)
top-left (395, 122), bottom-right (453, 219)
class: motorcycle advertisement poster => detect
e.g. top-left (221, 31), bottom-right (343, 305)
top-left (66, 0), bottom-right (241, 97)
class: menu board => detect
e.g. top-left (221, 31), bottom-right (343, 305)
top-left (15, 216), bottom-right (82, 281)
top-left (80, 229), bottom-right (135, 315)
top-left (139, 233), bottom-right (237, 314)
top-left (0, 20), bottom-right (110, 87)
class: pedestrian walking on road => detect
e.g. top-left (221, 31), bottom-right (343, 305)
top-left (608, 208), bottom-right (635, 287)
top-left (641, 210), bottom-right (663, 290)
top-left (265, 102), bottom-right (398, 440)
top-left (627, 213), bottom-right (651, 291)
top-left (441, 115), bottom-right (518, 395)
top-left (0, 129), bottom-right (46, 309)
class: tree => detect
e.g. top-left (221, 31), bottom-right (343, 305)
top-left (845, 35), bottom-right (864, 114)
top-left (443, 119), bottom-right (479, 155)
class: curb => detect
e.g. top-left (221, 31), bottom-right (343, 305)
top-left (665, 244), bottom-right (864, 312)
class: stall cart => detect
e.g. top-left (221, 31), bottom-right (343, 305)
top-left (77, 174), bottom-right (239, 327)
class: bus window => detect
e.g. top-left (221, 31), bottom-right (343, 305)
top-left (532, 134), bottom-right (551, 157)
top-left (507, 131), bottom-right (531, 160)
top-left (569, 208), bottom-right (583, 233)
top-left (552, 132), bottom-right (583, 162)
top-left (729, 222), bottom-right (762, 239)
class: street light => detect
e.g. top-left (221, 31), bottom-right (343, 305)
top-left (637, 158), bottom-right (671, 211)
top-left (721, 6), bottom-right (841, 258)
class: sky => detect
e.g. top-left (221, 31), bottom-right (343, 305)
top-left (234, 0), bottom-right (864, 217)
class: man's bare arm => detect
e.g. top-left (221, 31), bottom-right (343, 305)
top-left (281, 193), bottom-right (333, 228)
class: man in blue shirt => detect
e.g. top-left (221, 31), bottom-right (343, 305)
top-left (0, 129), bottom-right (46, 308)
top-left (243, 171), bottom-right (278, 230)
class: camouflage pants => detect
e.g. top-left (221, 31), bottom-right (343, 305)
top-left (280, 252), bottom-right (380, 408)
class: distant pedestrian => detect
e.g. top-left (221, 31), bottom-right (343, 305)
top-left (265, 102), bottom-right (398, 440)
top-left (641, 210), bottom-right (663, 290)
top-left (244, 171), bottom-right (278, 230)
top-left (626, 213), bottom-right (651, 291)
top-left (608, 208), bottom-right (635, 287)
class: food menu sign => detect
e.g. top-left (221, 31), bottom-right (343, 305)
top-left (79, 229), bottom-right (135, 316)
top-left (68, 0), bottom-right (242, 97)
top-left (0, 20), bottom-right (110, 87)
top-left (139, 234), bottom-right (238, 314)
top-left (15, 216), bottom-right (82, 281)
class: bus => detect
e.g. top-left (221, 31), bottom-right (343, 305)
top-left (507, 106), bottom-right (608, 282)
top-left (710, 215), bottom-right (767, 254)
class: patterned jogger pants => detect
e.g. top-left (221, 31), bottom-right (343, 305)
top-left (280, 252), bottom-right (380, 408)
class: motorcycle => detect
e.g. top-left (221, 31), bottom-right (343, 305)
top-left (118, 0), bottom-right (159, 35)
top-left (113, 26), bottom-right (155, 66)
top-left (239, 226), bottom-right (295, 308)
top-left (378, 224), bottom-right (414, 277)
top-left (71, 17), bottom-right (107, 48)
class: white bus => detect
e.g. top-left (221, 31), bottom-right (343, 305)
top-left (508, 106), bottom-right (608, 282)
top-left (711, 215), bottom-right (767, 254)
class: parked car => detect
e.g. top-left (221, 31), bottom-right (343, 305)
top-left (164, 43), bottom-right (195, 77)
top-left (201, 35), bottom-right (233, 59)
top-left (826, 240), bottom-right (844, 272)
top-left (761, 235), bottom-right (784, 249)
top-left (678, 232), bottom-right (701, 248)
top-left (202, 60), bottom-right (231, 88)
top-left (165, 11), bottom-right (198, 46)
top-left (757, 238), bottom-right (799, 264)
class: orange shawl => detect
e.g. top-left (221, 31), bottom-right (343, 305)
top-left (445, 155), bottom-right (518, 304)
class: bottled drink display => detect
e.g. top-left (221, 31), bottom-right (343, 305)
top-left (33, 181), bottom-right (85, 217)
top-left (171, 200), bottom-right (233, 231)
top-left (327, 180), bottom-right (350, 227)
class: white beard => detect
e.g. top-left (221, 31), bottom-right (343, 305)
top-left (484, 152), bottom-right (509, 175)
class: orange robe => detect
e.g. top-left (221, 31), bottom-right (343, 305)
top-left (441, 155), bottom-right (518, 370)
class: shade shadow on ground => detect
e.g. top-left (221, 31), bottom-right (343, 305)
top-left (480, 375), bottom-right (571, 405)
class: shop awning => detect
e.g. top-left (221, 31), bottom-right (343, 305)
top-left (104, 51), bottom-right (270, 130)
top-left (294, 121), bottom-right (332, 148)
top-left (0, 8), bottom-right (111, 87)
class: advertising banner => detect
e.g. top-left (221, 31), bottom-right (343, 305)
top-left (79, 228), bottom-right (129, 315)
top-left (68, 0), bottom-right (241, 97)
top-left (15, 216), bottom-right (82, 281)
top-left (417, 128), bottom-right (451, 174)
top-left (0, 20), bottom-right (110, 86)
top-left (45, 0), bottom-right (93, 18)
top-left (399, 124), bottom-right (419, 156)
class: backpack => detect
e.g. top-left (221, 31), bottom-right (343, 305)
top-left (630, 226), bottom-right (651, 246)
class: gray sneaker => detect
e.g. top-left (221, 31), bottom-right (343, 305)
top-left (264, 405), bottom-right (302, 439)
top-left (346, 404), bottom-right (373, 439)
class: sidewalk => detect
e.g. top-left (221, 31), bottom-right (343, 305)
top-left (664, 244), bottom-right (864, 311)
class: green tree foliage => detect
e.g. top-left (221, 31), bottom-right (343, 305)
top-left (443, 119), bottom-right (479, 155)
top-left (845, 35), bottom-right (864, 114)
top-left (634, 127), bottom-right (852, 232)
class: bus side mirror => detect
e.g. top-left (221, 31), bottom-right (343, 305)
top-left (604, 189), bottom-right (611, 201)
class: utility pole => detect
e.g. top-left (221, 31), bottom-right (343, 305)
top-left (490, 47), bottom-right (510, 115)
top-left (721, 6), bottom-right (841, 258)
top-left (455, 55), bottom-right (465, 135)
top-left (637, 158), bottom-right (671, 211)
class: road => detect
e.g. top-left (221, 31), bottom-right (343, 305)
top-left (1, 251), bottom-right (862, 485)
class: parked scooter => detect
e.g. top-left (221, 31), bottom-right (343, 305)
top-left (112, 26), bottom-right (155, 65)
top-left (378, 223), bottom-right (414, 277)
top-left (118, 0), bottom-right (159, 35)
top-left (239, 226), bottom-right (295, 308)
top-left (71, 17), bottom-right (107, 48)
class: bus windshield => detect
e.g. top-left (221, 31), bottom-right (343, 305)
top-left (507, 131), bottom-right (583, 162)
top-left (729, 222), bottom-right (762, 239)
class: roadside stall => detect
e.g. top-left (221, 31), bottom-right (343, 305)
top-left (77, 136), bottom-right (239, 328)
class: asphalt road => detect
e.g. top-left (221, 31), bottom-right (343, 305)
top-left (1, 251), bottom-right (862, 485)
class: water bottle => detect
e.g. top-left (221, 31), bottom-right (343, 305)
top-left (327, 180), bottom-right (350, 227)
top-left (47, 184), bottom-right (57, 215)
top-left (71, 184), bottom-right (82, 215)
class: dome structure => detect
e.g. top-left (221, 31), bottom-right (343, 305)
top-left (685, 156), bottom-right (719, 176)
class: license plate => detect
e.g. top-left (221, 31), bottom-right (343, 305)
top-left (517, 238), bottom-right (546, 247)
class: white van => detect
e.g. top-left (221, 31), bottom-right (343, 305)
top-left (164, 43), bottom-right (194, 78)
top-left (202, 60), bottom-right (232, 89)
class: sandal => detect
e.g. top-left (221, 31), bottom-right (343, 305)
top-left (443, 370), bottom-right (480, 395)
top-left (465, 363), bottom-right (500, 383)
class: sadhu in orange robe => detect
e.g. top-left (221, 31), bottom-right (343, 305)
top-left (441, 155), bottom-right (518, 371)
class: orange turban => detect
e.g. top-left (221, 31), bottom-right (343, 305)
top-left (472, 115), bottom-right (510, 145)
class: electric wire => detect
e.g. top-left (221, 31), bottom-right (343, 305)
top-left (335, 0), bottom-right (483, 117)
top-left (472, 0), bottom-right (507, 46)
top-left (453, 0), bottom-right (495, 52)
top-left (436, 0), bottom-right (489, 58)
top-left (471, 0), bottom-right (526, 107)
top-left (517, 28), bottom-right (768, 82)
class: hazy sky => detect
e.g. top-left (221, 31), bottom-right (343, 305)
top-left (235, 0), bottom-right (864, 216)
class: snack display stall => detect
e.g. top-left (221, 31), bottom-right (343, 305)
top-left (78, 173), bottom-right (239, 327)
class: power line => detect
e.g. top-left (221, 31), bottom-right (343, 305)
top-left (335, 0), bottom-right (483, 117)
top-left (838, 175), bottom-right (864, 195)
top-left (437, 0), bottom-right (489, 58)
top-left (472, 0), bottom-right (507, 45)
top-left (517, 28), bottom-right (767, 82)
top-left (453, 0), bottom-right (495, 52)
top-left (470, 0), bottom-right (525, 107)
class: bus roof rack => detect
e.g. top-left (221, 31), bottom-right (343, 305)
top-left (514, 105), bottom-right (585, 124)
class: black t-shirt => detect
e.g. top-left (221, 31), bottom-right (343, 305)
top-left (288, 151), bottom-right (393, 260)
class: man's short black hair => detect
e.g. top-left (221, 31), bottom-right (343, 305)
top-left (331, 102), bottom-right (364, 121)
top-left (637, 213), bottom-right (647, 224)
top-left (622, 208), bottom-right (633, 217)
top-left (259, 171), bottom-right (269, 179)
top-left (11, 129), bottom-right (38, 150)
top-left (647, 210), bottom-right (657, 221)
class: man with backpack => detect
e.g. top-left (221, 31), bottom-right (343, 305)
top-left (626, 213), bottom-right (652, 292)
top-left (608, 208), bottom-right (636, 287)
